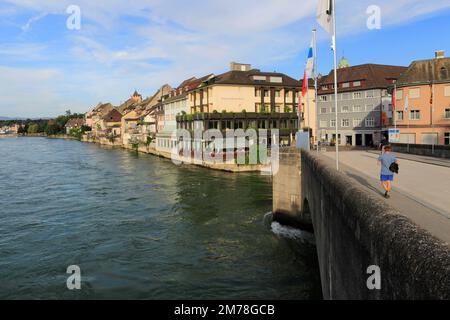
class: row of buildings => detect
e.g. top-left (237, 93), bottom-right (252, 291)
top-left (0, 124), bottom-right (21, 135)
top-left (76, 51), bottom-right (450, 151)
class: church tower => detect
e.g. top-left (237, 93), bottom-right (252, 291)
top-left (338, 56), bottom-right (350, 69)
top-left (131, 90), bottom-right (142, 104)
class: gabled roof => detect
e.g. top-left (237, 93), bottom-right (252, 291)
top-left (102, 109), bottom-right (122, 123)
top-left (89, 103), bottom-right (113, 117)
top-left (122, 109), bottom-right (146, 121)
top-left (318, 64), bottom-right (407, 94)
top-left (117, 99), bottom-right (139, 114)
top-left (65, 118), bottom-right (85, 128)
top-left (396, 57), bottom-right (450, 87)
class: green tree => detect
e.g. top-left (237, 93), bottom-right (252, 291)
top-left (28, 123), bottom-right (40, 134)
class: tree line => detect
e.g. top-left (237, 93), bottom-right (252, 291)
top-left (0, 111), bottom-right (90, 136)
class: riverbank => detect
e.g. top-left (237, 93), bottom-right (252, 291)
top-left (80, 135), bottom-right (268, 173)
top-left (2, 133), bottom-right (270, 173)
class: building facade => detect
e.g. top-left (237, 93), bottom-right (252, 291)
top-left (391, 51), bottom-right (450, 145)
top-left (187, 64), bottom-right (303, 115)
top-left (156, 76), bottom-right (214, 153)
top-left (317, 63), bottom-right (406, 146)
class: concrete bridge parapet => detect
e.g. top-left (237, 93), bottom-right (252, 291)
top-left (273, 149), bottom-right (450, 299)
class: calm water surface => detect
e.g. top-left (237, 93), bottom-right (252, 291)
top-left (0, 137), bottom-right (321, 299)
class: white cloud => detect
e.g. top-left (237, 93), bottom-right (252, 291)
top-left (1, 0), bottom-right (449, 117)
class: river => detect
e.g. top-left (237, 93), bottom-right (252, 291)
top-left (0, 137), bottom-right (321, 299)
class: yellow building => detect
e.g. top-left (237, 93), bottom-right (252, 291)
top-left (186, 63), bottom-right (316, 137)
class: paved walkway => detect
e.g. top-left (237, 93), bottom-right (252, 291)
top-left (367, 150), bottom-right (450, 168)
top-left (320, 151), bottom-right (450, 245)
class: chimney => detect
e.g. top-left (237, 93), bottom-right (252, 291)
top-left (230, 62), bottom-right (252, 72)
top-left (435, 50), bottom-right (445, 59)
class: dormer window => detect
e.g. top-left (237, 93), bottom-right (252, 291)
top-left (253, 75), bottom-right (266, 82)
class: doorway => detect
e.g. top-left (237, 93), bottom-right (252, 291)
top-left (355, 134), bottom-right (362, 146)
top-left (365, 134), bottom-right (373, 147)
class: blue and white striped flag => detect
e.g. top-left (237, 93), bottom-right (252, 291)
top-left (305, 40), bottom-right (315, 78)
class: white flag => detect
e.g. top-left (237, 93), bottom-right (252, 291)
top-left (305, 39), bottom-right (315, 78)
top-left (317, 0), bottom-right (333, 34)
top-left (404, 95), bottom-right (409, 112)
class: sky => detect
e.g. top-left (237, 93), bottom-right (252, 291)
top-left (1, 0), bottom-right (450, 118)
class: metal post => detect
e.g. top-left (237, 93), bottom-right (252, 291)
top-left (332, 0), bottom-right (339, 170)
top-left (313, 29), bottom-right (319, 155)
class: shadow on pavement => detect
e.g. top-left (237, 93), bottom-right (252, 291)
top-left (345, 172), bottom-right (384, 198)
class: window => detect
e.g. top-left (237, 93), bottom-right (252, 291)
top-left (396, 90), bottom-right (403, 100)
top-left (365, 118), bottom-right (375, 127)
top-left (409, 88), bottom-right (421, 99)
top-left (331, 107), bottom-right (336, 113)
top-left (253, 75), bottom-right (266, 81)
top-left (396, 111), bottom-right (404, 121)
top-left (275, 90), bottom-right (281, 98)
top-left (209, 121), bottom-right (219, 129)
top-left (319, 95), bottom-right (328, 102)
top-left (341, 106), bottom-right (350, 113)
top-left (353, 81), bottom-right (361, 87)
top-left (270, 120), bottom-right (278, 129)
top-left (270, 76), bottom-right (283, 83)
top-left (264, 91), bottom-right (270, 98)
top-left (445, 86), bottom-right (450, 97)
top-left (320, 107), bottom-right (327, 114)
top-left (366, 104), bottom-right (374, 111)
top-left (410, 110), bottom-right (421, 120)
top-left (366, 90), bottom-right (374, 98)
top-left (353, 92), bottom-right (363, 99)
top-left (353, 105), bottom-right (362, 112)
top-left (353, 119), bottom-right (362, 127)
top-left (341, 119), bottom-right (350, 127)
top-left (222, 120), bottom-right (232, 129)
top-left (320, 120), bottom-right (328, 128)
top-left (445, 108), bottom-right (450, 119)
top-left (445, 133), bottom-right (450, 146)
top-left (255, 88), bottom-right (261, 97)
top-left (330, 119), bottom-right (336, 127)
top-left (342, 82), bottom-right (350, 88)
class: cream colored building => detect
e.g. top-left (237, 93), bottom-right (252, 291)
top-left (186, 63), bottom-right (316, 136)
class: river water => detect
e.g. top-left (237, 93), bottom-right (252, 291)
top-left (0, 137), bottom-right (321, 299)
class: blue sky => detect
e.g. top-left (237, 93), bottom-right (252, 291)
top-left (1, 0), bottom-right (450, 118)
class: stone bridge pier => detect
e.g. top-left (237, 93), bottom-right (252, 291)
top-left (272, 148), bottom-right (450, 300)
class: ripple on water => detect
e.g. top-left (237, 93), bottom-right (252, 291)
top-left (0, 137), bottom-right (322, 300)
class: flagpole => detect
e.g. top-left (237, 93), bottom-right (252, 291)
top-left (406, 95), bottom-right (410, 153)
top-left (432, 81), bottom-right (435, 155)
top-left (394, 82), bottom-right (397, 132)
top-left (313, 29), bottom-right (318, 153)
top-left (306, 74), bottom-right (310, 130)
top-left (332, 0), bottom-right (339, 170)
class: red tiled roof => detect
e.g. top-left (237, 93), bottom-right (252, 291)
top-left (318, 64), bottom-right (407, 94)
top-left (102, 109), bottom-right (122, 122)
